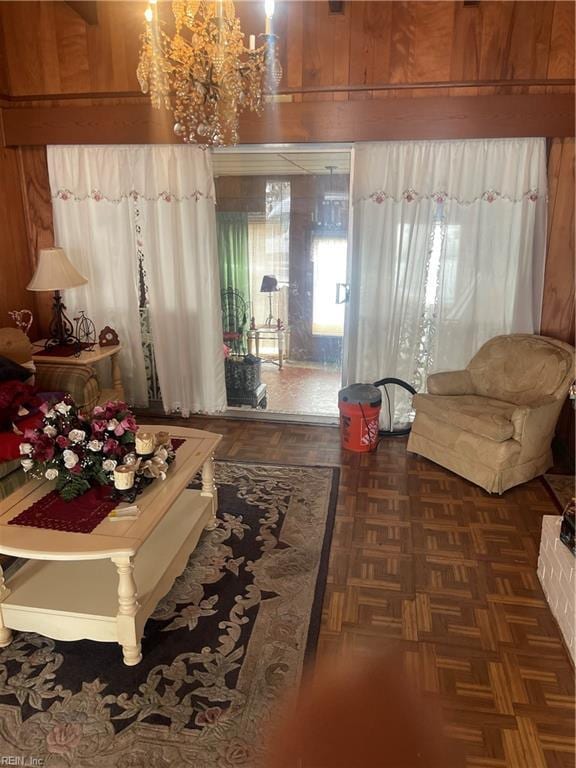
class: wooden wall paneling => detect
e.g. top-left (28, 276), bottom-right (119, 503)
top-left (0, 1), bottom-right (573, 103)
top-left (331, 1), bottom-right (352, 103)
top-left (547, 0), bottom-right (576, 84)
top-left (388, 1), bottom-right (416, 87)
top-left (541, 137), bottom-right (575, 345)
top-left (542, 137), bottom-right (575, 468)
top-left (0, 2), bottom-right (45, 95)
top-left (54, 0), bottom-right (91, 93)
top-left (411, 2), bottom-right (455, 84)
top-left (0, 11), bottom-right (10, 96)
top-left (449, 2), bottom-right (481, 96)
top-left (215, 176), bottom-right (266, 214)
top-left (301, 2), bottom-right (336, 102)
top-left (283, 0), bottom-right (304, 103)
top-left (478, 1), bottom-right (515, 83)
top-left (17, 146), bottom-right (55, 337)
top-left (0, 148), bottom-right (37, 334)
top-left (348, 2), bottom-right (393, 102)
top-left (505, 1), bottom-right (555, 85)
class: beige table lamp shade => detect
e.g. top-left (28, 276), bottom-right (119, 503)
top-left (27, 247), bottom-right (87, 292)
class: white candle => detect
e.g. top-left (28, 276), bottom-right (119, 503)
top-left (249, 34), bottom-right (256, 51)
top-left (114, 465), bottom-right (135, 490)
top-left (135, 430), bottom-right (156, 455)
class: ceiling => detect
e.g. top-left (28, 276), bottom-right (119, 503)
top-left (212, 151), bottom-right (350, 177)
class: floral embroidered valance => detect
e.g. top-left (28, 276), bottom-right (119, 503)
top-left (48, 145), bottom-right (215, 204)
top-left (353, 138), bottom-right (547, 206)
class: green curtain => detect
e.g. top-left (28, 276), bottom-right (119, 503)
top-left (217, 212), bottom-right (251, 307)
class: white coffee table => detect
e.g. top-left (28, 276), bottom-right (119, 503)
top-left (0, 425), bottom-right (221, 666)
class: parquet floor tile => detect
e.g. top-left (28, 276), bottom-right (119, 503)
top-left (143, 416), bottom-right (575, 767)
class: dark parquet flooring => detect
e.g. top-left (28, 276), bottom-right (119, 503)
top-left (145, 416), bottom-right (575, 768)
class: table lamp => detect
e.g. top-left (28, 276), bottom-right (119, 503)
top-left (27, 247), bottom-right (88, 349)
top-left (260, 274), bottom-right (278, 327)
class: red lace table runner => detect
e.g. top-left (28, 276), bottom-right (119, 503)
top-left (8, 438), bottom-right (186, 534)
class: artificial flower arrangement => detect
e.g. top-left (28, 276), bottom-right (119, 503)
top-left (19, 396), bottom-right (174, 501)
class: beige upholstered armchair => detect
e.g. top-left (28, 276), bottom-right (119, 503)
top-left (407, 335), bottom-right (575, 494)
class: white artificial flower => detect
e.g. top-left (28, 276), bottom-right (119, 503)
top-left (106, 419), bottom-right (119, 431)
top-left (87, 440), bottom-right (103, 452)
top-left (68, 429), bottom-right (86, 444)
top-left (45, 468), bottom-right (59, 480)
top-left (43, 425), bottom-right (57, 438)
top-left (19, 442), bottom-right (33, 455)
top-left (55, 402), bottom-right (72, 416)
top-left (123, 453), bottom-right (137, 466)
top-left (45, 409), bottom-right (55, 419)
top-left (154, 447), bottom-right (168, 462)
top-left (21, 459), bottom-right (34, 471)
top-left (63, 449), bottom-right (79, 469)
top-left (102, 459), bottom-right (117, 472)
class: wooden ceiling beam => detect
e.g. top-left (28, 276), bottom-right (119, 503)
top-left (1, 94), bottom-right (573, 147)
top-left (65, 2), bottom-right (98, 26)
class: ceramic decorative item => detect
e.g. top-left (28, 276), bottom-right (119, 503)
top-left (99, 326), bottom-right (119, 347)
top-left (8, 309), bottom-right (34, 337)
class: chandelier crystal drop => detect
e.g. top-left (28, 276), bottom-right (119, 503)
top-left (137, 0), bottom-right (282, 147)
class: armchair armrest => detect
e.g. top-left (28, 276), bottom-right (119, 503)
top-left (35, 364), bottom-right (101, 412)
top-left (427, 370), bottom-right (474, 396)
top-left (511, 397), bottom-right (563, 457)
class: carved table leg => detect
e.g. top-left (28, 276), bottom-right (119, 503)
top-left (112, 555), bottom-right (142, 666)
top-left (111, 352), bottom-right (125, 401)
top-left (0, 563), bottom-right (11, 648)
top-left (201, 454), bottom-right (218, 530)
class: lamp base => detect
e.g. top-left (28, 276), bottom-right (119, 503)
top-left (45, 290), bottom-right (81, 351)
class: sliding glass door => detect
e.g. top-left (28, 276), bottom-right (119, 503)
top-left (213, 145), bottom-right (351, 420)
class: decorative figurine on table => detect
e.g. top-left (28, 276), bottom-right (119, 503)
top-left (99, 326), bottom-right (119, 347)
top-left (9, 309), bottom-right (34, 337)
top-left (74, 310), bottom-right (96, 351)
top-left (111, 429), bottom-right (176, 503)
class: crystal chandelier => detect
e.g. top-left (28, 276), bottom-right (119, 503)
top-left (137, 0), bottom-right (282, 147)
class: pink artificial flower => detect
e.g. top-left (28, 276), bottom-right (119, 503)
top-left (91, 420), bottom-right (107, 436)
top-left (32, 434), bottom-right (55, 463)
top-left (70, 464), bottom-right (83, 474)
top-left (56, 435), bottom-right (70, 449)
top-left (103, 437), bottom-right (121, 455)
top-left (115, 415), bottom-right (136, 436)
top-left (92, 405), bottom-right (105, 417)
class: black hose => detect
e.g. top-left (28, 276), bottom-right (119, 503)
top-left (373, 378), bottom-right (417, 437)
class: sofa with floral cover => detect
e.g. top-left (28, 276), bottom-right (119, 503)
top-left (0, 328), bottom-right (100, 500)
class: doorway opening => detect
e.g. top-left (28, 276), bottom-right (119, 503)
top-left (214, 147), bottom-right (351, 419)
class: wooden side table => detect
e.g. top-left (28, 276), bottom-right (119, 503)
top-left (247, 327), bottom-right (290, 369)
top-left (32, 343), bottom-right (125, 402)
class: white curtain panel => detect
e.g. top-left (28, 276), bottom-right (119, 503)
top-left (47, 145), bottom-right (226, 415)
top-left (48, 147), bottom-right (149, 406)
top-left (344, 138), bottom-right (547, 423)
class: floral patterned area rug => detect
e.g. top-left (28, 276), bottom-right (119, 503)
top-left (0, 461), bottom-right (338, 768)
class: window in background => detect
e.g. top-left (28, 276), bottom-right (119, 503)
top-left (312, 235), bottom-right (347, 336)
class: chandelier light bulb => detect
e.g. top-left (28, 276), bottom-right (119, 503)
top-left (264, 0), bottom-right (275, 18)
top-left (144, 6), bottom-right (153, 22)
